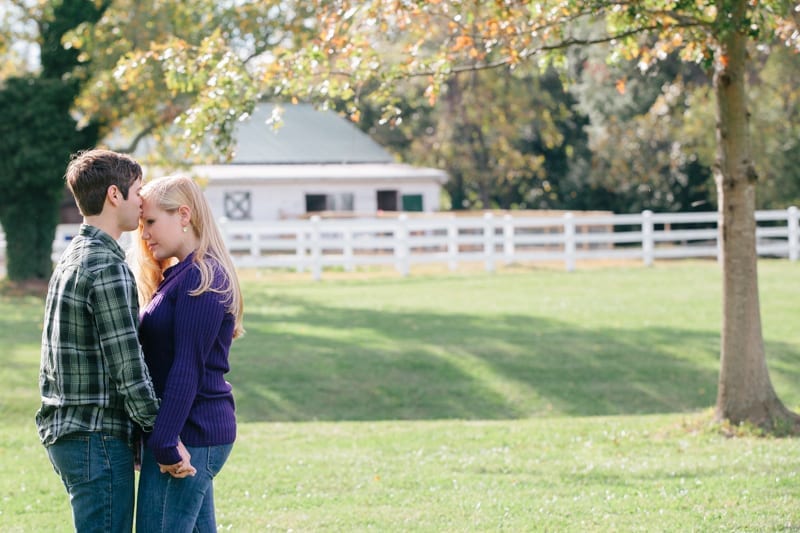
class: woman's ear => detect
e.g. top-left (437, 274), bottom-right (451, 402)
top-left (178, 205), bottom-right (192, 227)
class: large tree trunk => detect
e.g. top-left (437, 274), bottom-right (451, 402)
top-left (712, 0), bottom-right (799, 430)
top-left (1, 195), bottom-right (60, 282)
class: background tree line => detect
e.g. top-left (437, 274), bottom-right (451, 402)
top-left (349, 42), bottom-right (800, 215)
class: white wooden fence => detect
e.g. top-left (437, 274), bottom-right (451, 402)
top-left (216, 208), bottom-right (800, 279)
top-left (2, 208), bottom-right (798, 280)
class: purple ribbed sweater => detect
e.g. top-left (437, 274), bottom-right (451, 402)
top-left (139, 252), bottom-right (236, 465)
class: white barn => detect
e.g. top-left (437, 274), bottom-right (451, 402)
top-left (189, 103), bottom-right (447, 221)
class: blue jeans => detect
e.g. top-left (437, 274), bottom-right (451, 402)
top-left (136, 443), bottom-right (233, 533)
top-left (46, 432), bottom-right (135, 533)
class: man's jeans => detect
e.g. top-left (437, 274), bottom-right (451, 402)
top-left (136, 443), bottom-right (233, 533)
top-left (46, 432), bottom-right (135, 533)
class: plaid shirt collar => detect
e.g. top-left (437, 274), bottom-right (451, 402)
top-left (78, 224), bottom-right (125, 260)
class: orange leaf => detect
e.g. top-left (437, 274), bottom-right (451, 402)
top-left (615, 79), bottom-right (626, 95)
top-left (452, 35), bottom-right (473, 52)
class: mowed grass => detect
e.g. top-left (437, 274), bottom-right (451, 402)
top-left (1, 260), bottom-right (799, 531)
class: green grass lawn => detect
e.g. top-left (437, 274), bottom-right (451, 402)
top-left (2, 260), bottom-right (799, 531)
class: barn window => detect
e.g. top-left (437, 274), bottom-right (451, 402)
top-left (224, 191), bottom-right (252, 220)
top-left (305, 193), bottom-right (355, 213)
top-left (377, 190), bottom-right (398, 211)
top-left (401, 194), bottom-right (423, 212)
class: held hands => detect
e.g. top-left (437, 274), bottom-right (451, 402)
top-left (158, 440), bottom-right (197, 478)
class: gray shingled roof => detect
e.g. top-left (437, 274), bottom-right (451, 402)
top-left (229, 103), bottom-right (395, 165)
top-left (113, 102), bottom-right (396, 165)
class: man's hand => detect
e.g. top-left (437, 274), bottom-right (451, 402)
top-left (158, 440), bottom-right (197, 478)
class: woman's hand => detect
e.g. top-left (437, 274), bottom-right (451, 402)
top-left (158, 440), bottom-right (197, 478)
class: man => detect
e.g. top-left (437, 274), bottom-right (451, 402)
top-left (36, 149), bottom-right (190, 533)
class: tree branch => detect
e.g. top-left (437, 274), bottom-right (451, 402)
top-left (110, 122), bottom-right (157, 154)
top-left (323, 21), bottom-right (706, 81)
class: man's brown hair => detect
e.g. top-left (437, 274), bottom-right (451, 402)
top-left (65, 149), bottom-right (142, 216)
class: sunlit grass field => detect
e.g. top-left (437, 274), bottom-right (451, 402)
top-left (2, 260), bottom-right (799, 531)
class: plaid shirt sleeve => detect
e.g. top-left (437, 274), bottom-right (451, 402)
top-left (93, 263), bottom-right (160, 431)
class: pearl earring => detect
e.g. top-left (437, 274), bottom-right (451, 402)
top-left (183, 226), bottom-right (188, 233)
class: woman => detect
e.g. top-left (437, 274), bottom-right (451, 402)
top-left (131, 174), bottom-right (244, 532)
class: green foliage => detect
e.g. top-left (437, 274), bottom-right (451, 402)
top-left (0, 0), bottom-right (104, 282)
top-left (750, 47), bottom-right (800, 208)
top-left (71, 0), bottom-right (319, 160)
top-left (343, 66), bottom-right (594, 211)
top-left (0, 77), bottom-right (87, 280)
top-left (57, 0), bottom-right (800, 216)
top-left (39, 0), bottom-right (106, 78)
top-left (563, 45), bottom-right (715, 213)
top-left (4, 0), bottom-right (798, 305)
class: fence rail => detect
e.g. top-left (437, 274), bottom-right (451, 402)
top-left (2, 208), bottom-right (798, 280)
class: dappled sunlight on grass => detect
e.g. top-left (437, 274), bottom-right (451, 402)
top-left (224, 261), bottom-right (800, 423)
top-left (231, 267), bottom-right (760, 422)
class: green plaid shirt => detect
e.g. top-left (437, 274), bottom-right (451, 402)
top-left (36, 224), bottom-right (159, 446)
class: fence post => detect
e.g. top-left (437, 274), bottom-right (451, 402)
top-left (483, 212), bottom-right (495, 272)
top-left (447, 215), bottom-right (458, 271)
top-left (789, 206), bottom-right (799, 261)
top-left (563, 212), bottom-right (575, 272)
top-left (395, 214), bottom-right (409, 276)
top-left (503, 214), bottom-right (514, 265)
top-left (310, 215), bottom-right (322, 281)
top-left (296, 229), bottom-right (306, 273)
top-left (642, 210), bottom-right (654, 267)
top-left (343, 226), bottom-right (354, 272)
top-left (249, 226), bottom-right (259, 259)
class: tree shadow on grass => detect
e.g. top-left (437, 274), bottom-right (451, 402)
top-left (230, 293), bottom-right (800, 423)
top-left (3, 291), bottom-right (798, 425)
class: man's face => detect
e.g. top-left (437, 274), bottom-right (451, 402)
top-left (119, 179), bottom-right (143, 232)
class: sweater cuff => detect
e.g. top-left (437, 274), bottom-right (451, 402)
top-left (152, 445), bottom-right (182, 466)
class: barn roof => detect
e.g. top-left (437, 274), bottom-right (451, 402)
top-left (117, 102), bottom-right (399, 166)
top-left (229, 103), bottom-right (395, 165)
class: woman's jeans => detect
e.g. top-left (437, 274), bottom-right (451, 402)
top-left (46, 432), bottom-right (135, 533)
top-left (136, 443), bottom-right (233, 533)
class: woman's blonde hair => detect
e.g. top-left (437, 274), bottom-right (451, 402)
top-left (131, 174), bottom-right (244, 339)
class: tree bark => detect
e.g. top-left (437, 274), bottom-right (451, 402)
top-left (712, 0), bottom-right (799, 430)
top-left (1, 196), bottom-right (60, 282)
